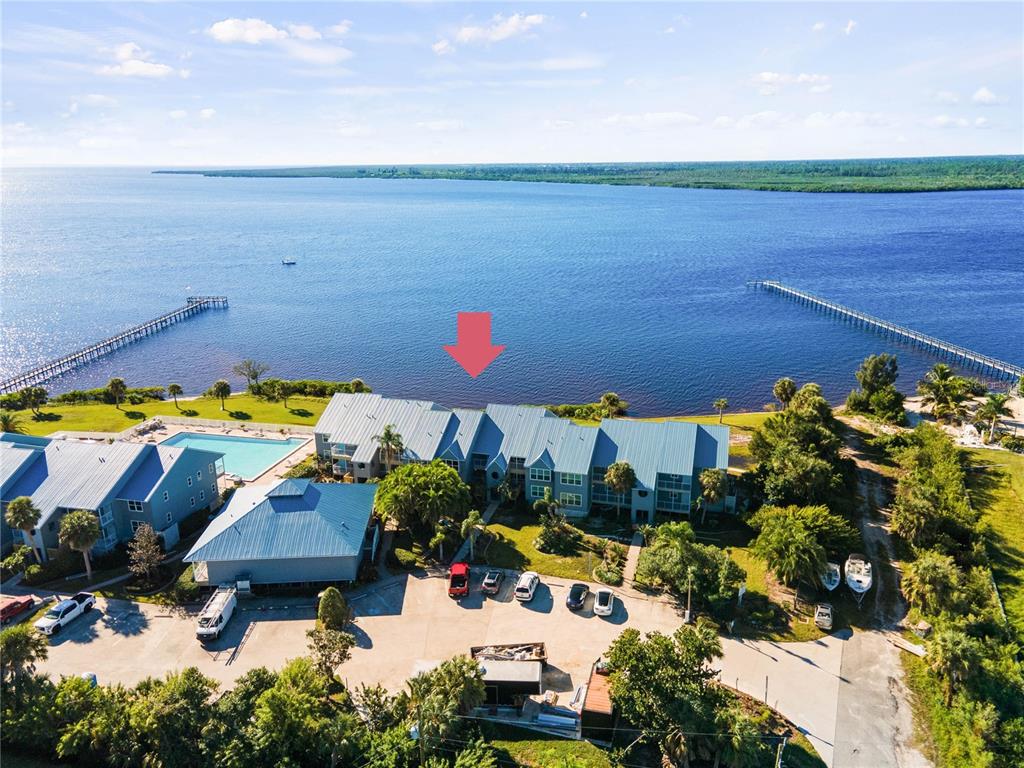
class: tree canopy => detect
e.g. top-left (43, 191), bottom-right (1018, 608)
top-left (374, 460), bottom-right (471, 531)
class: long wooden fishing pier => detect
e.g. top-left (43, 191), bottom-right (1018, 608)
top-left (0, 296), bottom-right (228, 394)
top-left (747, 280), bottom-right (1023, 381)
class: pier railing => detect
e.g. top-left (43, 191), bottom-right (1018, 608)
top-left (0, 296), bottom-right (228, 394)
top-left (747, 280), bottom-right (1023, 381)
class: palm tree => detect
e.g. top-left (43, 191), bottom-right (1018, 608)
top-left (5, 496), bottom-right (42, 563)
top-left (167, 383), bottom-right (183, 409)
top-left (753, 524), bottom-right (826, 589)
top-left (107, 378), bottom-right (127, 410)
top-left (901, 551), bottom-right (959, 614)
top-left (713, 398), bottom-right (728, 423)
top-left (976, 393), bottom-right (1012, 442)
top-left (698, 468), bottom-right (727, 522)
top-left (604, 462), bottom-right (636, 521)
top-left (917, 363), bottom-right (968, 423)
top-left (429, 523), bottom-right (448, 562)
top-left (278, 380), bottom-right (296, 409)
top-left (928, 629), bottom-right (981, 706)
top-left (461, 510), bottom-right (484, 561)
top-left (211, 379), bottom-right (231, 410)
top-left (373, 424), bottom-right (404, 473)
top-left (0, 411), bottom-right (25, 434)
top-left (773, 377), bottom-right (797, 410)
top-left (59, 509), bottom-right (102, 582)
top-left (350, 378), bottom-right (367, 393)
top-left (600, 392), bottom-right (626, 417)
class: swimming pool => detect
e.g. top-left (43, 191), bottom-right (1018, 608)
top-left (160, 432), bottom-right (309, 481)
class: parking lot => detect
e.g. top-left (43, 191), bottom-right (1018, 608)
top-left (31, 569), bottom-right (844, 765)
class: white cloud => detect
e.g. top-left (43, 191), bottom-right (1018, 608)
top-left (207, 17), bottom-right (352, 65)
top-left (812, 21), bottom-right (826, 32)
top-left (754, 72), bottom-right (830, 96)
top-left (975, 117), bottom-right (991, 128)
top-left (416, 119), bottom-right (464, 132)
top-left (543, 119), bottom-right (575, 130)
top-left (844, 20), bottom-right (857, 35)
top-left (100, 59), bottom-right (175, 78)
top-left (926, 114), bottom-right (969, 128)
top-left (199, 108), bottom-right (216, 120)
top-left (98, 41), bottom-right (185, 78)
top-left (432, 39), bottom-right (455, 56)
top-left (208, 18), bottom-right (288, 44)
top-left (711, 115), bottom-right (735, 129)
top-left (286, 24), bottom-right (321, 41)
top-left (279, 39), bottom-right (352, 65)
top-left (602, 111), bottom-right (700, 128)
top-left (113, 42), bottom-right (144, 61)
top-left (972, 86), bottom-right (1000, 104)
top-left (81, 94), bottom-right (117, 107)
top-left (455, 13), bottom-right (545, 44)
top-left (168, 109), bottom-right (188, 119)
top-left (933, 90), bottom-right (959, 104)
top-left (328, 20), bottom-right (353, 36)
top-left (663, 27), bottom-right (676, 35)
top-left (809, 84), bottom-right (832, 94)
top-left (579, 11), bottom-right (588, 19)
top-left (734, 111), bottom-right (791, 129)
top-left (804, 111), bottom-right (892, 128)
top-left (539, 55), bottom-right (603, 71)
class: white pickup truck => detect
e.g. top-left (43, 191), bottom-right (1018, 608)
top-left (34, 592), bottom-right (96, 636)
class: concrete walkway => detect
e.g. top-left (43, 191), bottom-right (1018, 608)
top-left (622, 531), bottom-right (644, 585)
top-left (450, 500), bottom-right (500, 564)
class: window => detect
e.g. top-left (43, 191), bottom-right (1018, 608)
top-left (509, 457), bottom-right (525, 471)
top-left (166, 512), bottom-right (173, 524)
top-left (560, 472), bottom-right (583, 486)
top-left (190, 497), bottom-right (195, 508)
top-left (197, 470), bottom-right (202, 480)
top-left (473, 455), bottom-right (488, 470)
top-left (130, 520), bottom-right (147, 534)
top-left (187, 476), bottom-right (193, 487)
top-left (530, 485), bottom-right (546, 499)
top-left (126, 499), bottom-right (144, 514)
top-left (559, 492), bottom-right (583, 508)
top-left (98, 507), bottom-right (112, 526)
top-left (441, 459), bottom-right (460, 471)
top-left (208, 463), bottom-right (215, 474)
top-left (528, 467), bottom-right (551, 482)
top-left (162, 491), bottom-right (169, 502)
top-left (199, 490), bottom-right (205, 501)
top-left (211, 483), bottom-right (217, 494)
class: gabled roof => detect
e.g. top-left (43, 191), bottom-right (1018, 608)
top-left (594, 419), bottom-right (699, 489)
top-left (315, 393), bottom-right (453, 465)
top-left (524, 418), bottom-right (599, 476)
top-left (185, 479), bottom-right (377, 563)
top-left (115, 445), bottom-right (222, 502)
top-left (3, 439), bottom-right (149, 525)
top-left (438, 408), bottom-right (486, 462)
top-left (0, 440), bottom-right (44, 495)
top-left (484, 404), bottom-right (557, 462)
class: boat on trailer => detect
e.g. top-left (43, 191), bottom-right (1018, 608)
top-left (821, 562), bottom-right (841, 592)
top-left (845, 554), bottom-right (873, 595)
top-left (281, 258), bottom-right (297, 265)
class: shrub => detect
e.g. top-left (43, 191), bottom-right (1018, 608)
top-left (23, 563), bottom-right (42, 583)
top-left (533, 512), bottom-right (582, 554)
top-left (1, 545), bottom-right (34, 579)
top-left (49, 386), bottom-right (165, 405)
top-left (284, 456), bottom-right (319, 479)
top-left (391, 548), bottom-right (419, 570)
top-left (845, 389), bottom-right (870, 413)
top-left (317, 586), bottom-right (349, 630)
top-left (595, 562), bottom-right (624, 586)
top-left (158, 564), bottom-right (201, 605)
top-left (21, 550), bottom-right (80, 585)
top-left (178, 509), bottom-right (211, 539)
top-left (1001, 435), bottom-right (1024, 454)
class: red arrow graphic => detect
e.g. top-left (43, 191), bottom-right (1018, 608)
top-left (443, 312), bottom-right (506, 378)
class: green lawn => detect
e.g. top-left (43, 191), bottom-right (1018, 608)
top-left (481, 512), bottom-right (605, 581)
top-left (480, 722), bottom-right (611, 768)
top-left (966, 448), bottom-right (1024, 633)
top-left (3, 394), bottom-right (330, 436)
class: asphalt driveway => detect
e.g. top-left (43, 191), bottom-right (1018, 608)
top-left (30, 571), bottom-right (845, 765)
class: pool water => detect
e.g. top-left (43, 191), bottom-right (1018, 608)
top-left (160, 432), bottom-right (308, 480)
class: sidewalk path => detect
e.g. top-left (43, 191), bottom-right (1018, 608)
top-left (450, 500), bottom-right (500, 564)
top-left (622, 531), bottom-right (644, 584)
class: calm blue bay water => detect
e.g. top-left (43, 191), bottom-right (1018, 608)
top-left (2, 168), bottom-right (1022, 416)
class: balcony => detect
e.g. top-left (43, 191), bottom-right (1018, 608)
top-left (331, 445), bottom-right (353, 459)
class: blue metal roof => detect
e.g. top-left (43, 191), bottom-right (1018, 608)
top-left (115, 445), bottom-right (223, 502)
top-left (185, 480), bottom-right (377, 564)
top-left (596, 419), bottom-right (700, 489)
top-left (1, 441), bottom-right (44, 494)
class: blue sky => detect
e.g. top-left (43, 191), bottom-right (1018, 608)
top-left (2, 2), bottom-right (1021, 165)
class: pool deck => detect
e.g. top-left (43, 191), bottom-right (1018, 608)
top-left (125, 423), bottom-right (316, 485)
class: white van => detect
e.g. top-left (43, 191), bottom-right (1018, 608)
top-left (196, 585), bottom-right (237, 642)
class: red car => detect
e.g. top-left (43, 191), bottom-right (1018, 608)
top-left (1, 595), bottom-right (35, 624)
top-left (448, 563), bottom-right (470, 599)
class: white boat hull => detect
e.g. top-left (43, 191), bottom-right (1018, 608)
top-left (821, 562), bottom-right (841, 592)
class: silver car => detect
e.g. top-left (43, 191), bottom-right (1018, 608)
top-left (814, 603), bottom-right (834, 631)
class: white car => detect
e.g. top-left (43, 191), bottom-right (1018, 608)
top-left (34, 592), bottom-right (95, 636)
top-left (593, 588), bottom-right (615, 617)
top-left (814, 603), bottom-right (834, 631)
top-left (514, 571), bottom-right (540, 602)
